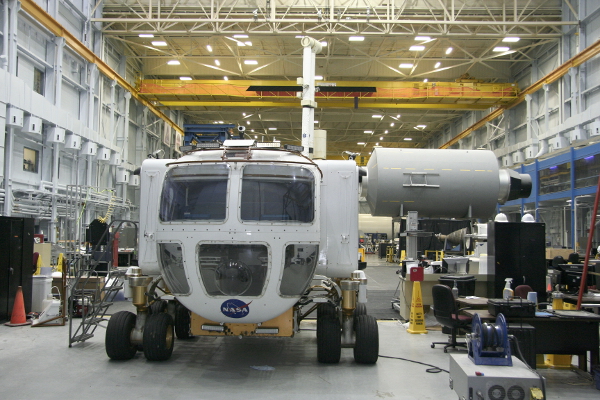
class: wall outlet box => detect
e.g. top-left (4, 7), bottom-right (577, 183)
top-left (570, 127), bottom-right (588, 142)
top-left (81, 141), bottom-right (98, 156)
top-left (22, 116), bottom-right (42, 134)
top-left (116, 169), bottom-right (129, 183)
top-left (47, 127), bottom-right (65, 143)
top-left (97, 147), bottom-right (111, 162)
top-left (129, 175), bottom-right (140, 187)
top-left (6, 107), bottom-right (23, 127)
top-left (65, 134), bottom-right (81, 150)
top-left (551, 136), bottom-right (569, 149)
top-left (525, 144), bottom-right (539, 159)
top-left (512, 151), bottom-right (524, 164)
top-left (109, 152), bottom-right (121, 166)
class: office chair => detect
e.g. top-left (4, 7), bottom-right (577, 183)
top-left (514, 284), bottom-right (533, 299)
top-left (430, 284), bottom-right (472, 353)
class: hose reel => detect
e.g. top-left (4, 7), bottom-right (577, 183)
top-left (467, 313), bottom-right (513, 366)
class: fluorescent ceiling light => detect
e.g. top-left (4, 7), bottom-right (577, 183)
top-left (268, 127), bottom-right (277, 130)
top-left (167, 60), bottom-right (180, 65)
top-left (415, 36), bottom-right (431, 41)
top-left (139, 34), bottom-right (154, 38)
top-left (364, 130), bottom-right (373, 134)
top-left (315, 75), bottom-right (323, 80)
top-left (384, 130), bottom-right (388, 134)
top-left (314, 120), bottom-right (319, 124)
top-left (151, 41), bottom-right (167, 46)
top-left (357, 142), bottom-right (366, 145)
top-left (390, 123), bottom-right (395, 127)
top-left (295, 35), bottom-right (304, 39)
top-left (246, 121), bottom-right (250, 125)
top-left (399, 63), bottom-right (414, 68)
top-left (233, 34), bottom-right (249, 38)
top-left (245, 41), bottom-right (252, 46)
top-left (396, 114), bottom-right (401, 118)
top-left (206, 45), bottom-right (213, 52)
top-left (493, 46), bottom-right (510, 52)
top-left (349, 36), bottom-right (364, 41)
top-left (179, 76), bottom-right (192, 80)
top-left (415, 124), bottom-right (427, 129)
top-left (218, 121), bottom-right (224, 124)
top-left (321, 41), bottom-right (327, 46)
top-left (404, 137), bottom-right (413, 141)
top-left (409, 45), bottom-right (425, 51)
top-left (503, 37), bottom-right (520, 42)
top-left (375, 142), bottom-right (379, 146)
top-left (243, 113), bottom-right (246, 116)
top-left (434, 62), bottom-right (441, 68)
top-left (372, 114), bottom-right (382, 118)
top-left (254, 135), bottom-right (258, 138)
top-left (379, 136), bottom-right (383, 140)
top-left (224, 76), bottom-right (228, 81)
top-left (237, 41), bottom-right (246, 46)
top-left (445, 47), bottom-right (453, 55)
top-left (423, 78), bottom-right (428, 83)
top-left (215, 60), bottom-right (220, 66)
top-left (244, 60), bottom-right (258, 65)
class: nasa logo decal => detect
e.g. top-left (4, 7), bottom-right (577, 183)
top-left (221, 299), bottom-right (252, 319)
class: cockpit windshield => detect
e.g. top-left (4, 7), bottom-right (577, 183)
top-left (160, 164), bottom-right (229, 221)
top-left (240, 165), bottom-right (315, 223)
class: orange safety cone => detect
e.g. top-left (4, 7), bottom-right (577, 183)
top-left (5, 286), bottom-right (32, 326)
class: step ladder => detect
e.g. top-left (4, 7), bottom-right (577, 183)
top-left (68, 266), bottom-right (127, 346)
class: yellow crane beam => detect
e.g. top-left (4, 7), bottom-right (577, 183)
top-left (158, 100), bottom-right (493, 110)
top-left (140, 79), bottom-right (519, 109)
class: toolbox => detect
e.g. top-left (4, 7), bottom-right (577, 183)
top-left (487, 298), bottom-right (536, 318)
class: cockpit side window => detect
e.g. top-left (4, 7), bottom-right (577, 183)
top-left (240, 165), bottom-right (314, 222)
top-left (160, 164), bottom-right (229, 222)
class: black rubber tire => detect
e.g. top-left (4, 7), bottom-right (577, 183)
top-left (353, 303), bottom-right (368, 329)
top-left (143, 313), bottom-right (175, 361)
top-left (149, 300), bottom-right (167, 315)
top-left (105, 311), bottom-right (137, 360)
top-left (354, 314), bottom-right (379, 364)
top-left (317, 302), bottom-right (337, 319)
top-left (174, 303), bottom-right (192, 339)
top-left (317, 316), bottom-right (341, 364)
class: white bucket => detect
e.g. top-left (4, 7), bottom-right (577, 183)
top-left (31, 275), bottom-right (52, 313)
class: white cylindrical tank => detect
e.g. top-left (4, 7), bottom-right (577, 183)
top-left (364, 148), bottom-right (531, 219)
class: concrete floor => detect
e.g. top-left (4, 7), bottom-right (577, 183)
top-left (0, 256), bottom-right (598, 399)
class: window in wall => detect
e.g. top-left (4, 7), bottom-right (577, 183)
top-left (539, 162), bottom-right (571, 195)
top-left (574, 154), bottom-right (600, 189)
top-left (33, 68), bottom-right (45, 95)
top-left (23, 147), bottom-right (39, 173)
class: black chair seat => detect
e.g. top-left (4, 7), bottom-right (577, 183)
top-left (431, 284), bottom-right (472, 353)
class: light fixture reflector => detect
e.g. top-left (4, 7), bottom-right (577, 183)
top-left (349, 36), bottom-right (364, 41)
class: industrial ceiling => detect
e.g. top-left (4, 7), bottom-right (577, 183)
top-left (96, 0), bottom-right (571, 158)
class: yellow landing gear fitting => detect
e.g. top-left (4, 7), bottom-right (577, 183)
top-left (315, 272), bottom-right (378, 364)
top-left (105, 267), bottom-right (192, 361)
